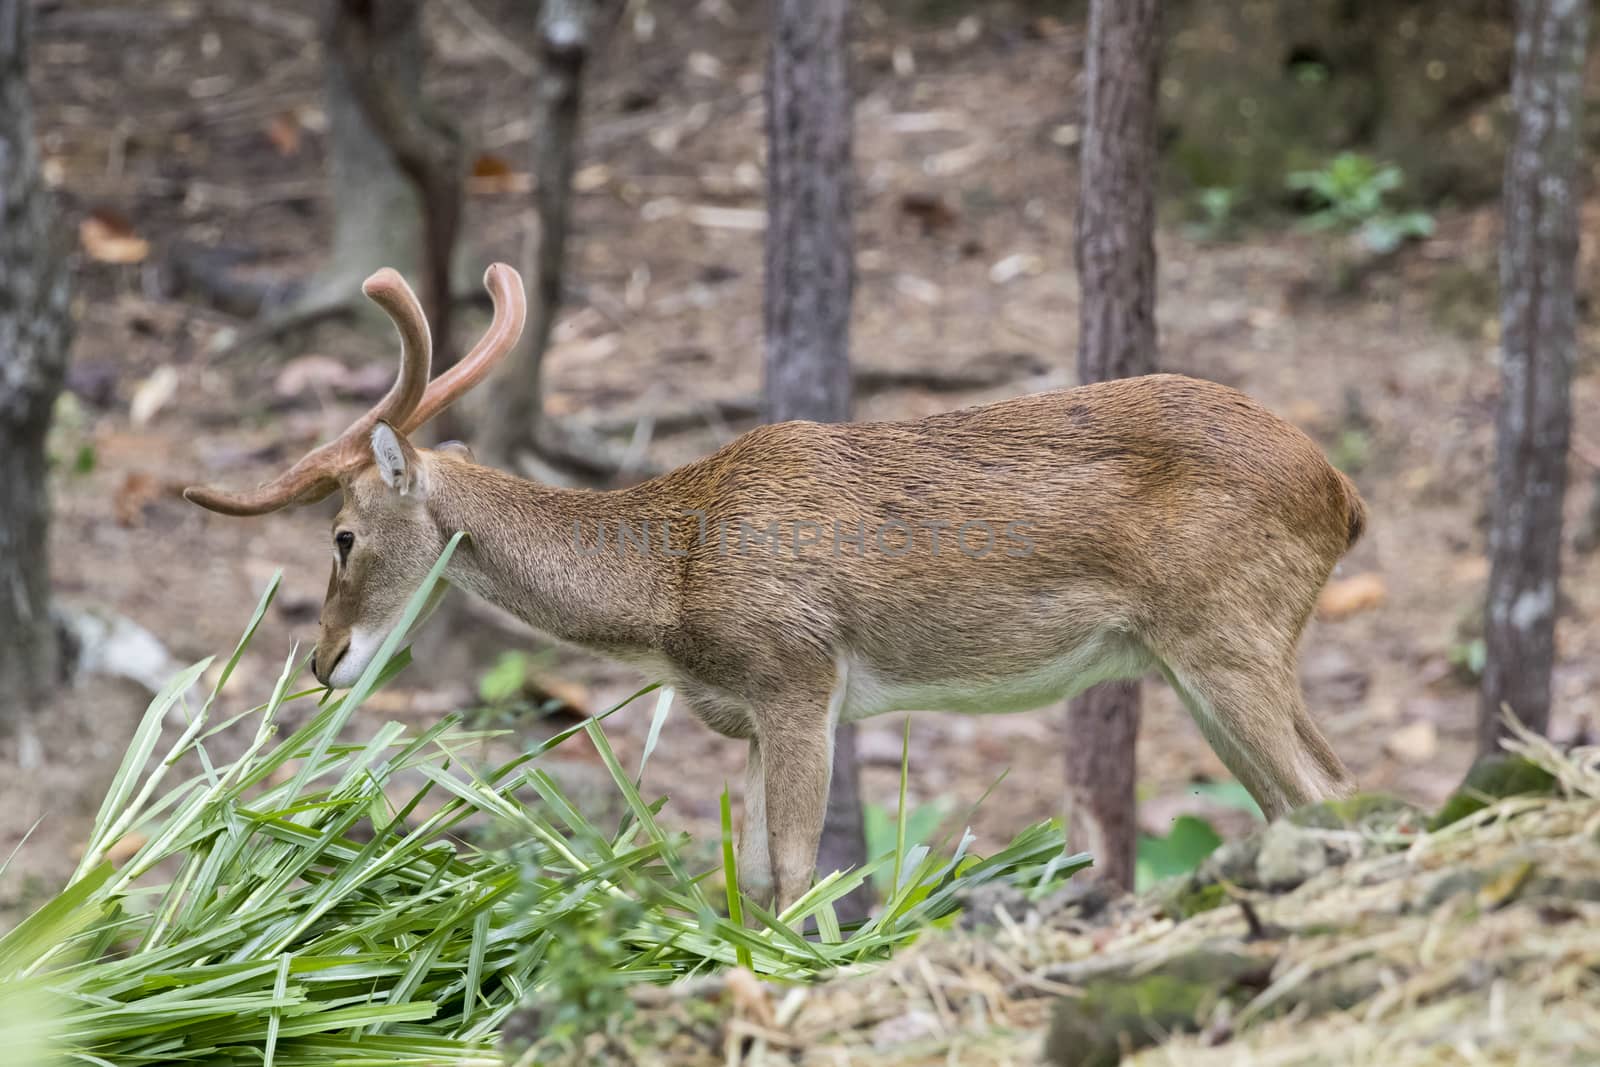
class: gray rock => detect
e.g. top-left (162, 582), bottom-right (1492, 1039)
top-left (1254, 821), bottom-right (1330, 891)
top-left (1197, 834), bottom-right (1263, 888)
top-left (54, 604), bottom-right (184, 698)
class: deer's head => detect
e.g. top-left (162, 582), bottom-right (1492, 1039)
top-left (185, 265), bottom-right (527, 687)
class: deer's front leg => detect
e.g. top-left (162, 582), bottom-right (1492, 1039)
top-left (759, 706), bottom-right (834, 913)
top-left (738, 738), bottom-right (773, 901)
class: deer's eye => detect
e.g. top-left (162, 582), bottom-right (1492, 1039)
top-left (335, 530), bottom-right (355, 564)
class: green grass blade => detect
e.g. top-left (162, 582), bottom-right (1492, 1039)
top-left (637, 686), bottom-right (675, 782)
top-left (718, 787), bottom-right (751, 969)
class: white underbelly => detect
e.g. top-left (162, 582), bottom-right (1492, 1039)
top-left (839, 633), bottom-right (1151, 721)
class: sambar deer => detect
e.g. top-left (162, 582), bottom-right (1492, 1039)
top-left (187, 263), bottom-right (1364, 909)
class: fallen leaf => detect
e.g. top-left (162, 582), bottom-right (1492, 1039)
top-left (525, 673), bottom-right (591, 719)
top-left (899, 191), bottom-right (958, 235)
top-left (1477, 859), bottom-right (1536, 910)
top-left (106, 832), bottom-right (148, 866)
top-left (574, 163), bottom-right (611, 192)
top-left (129, 365), bottom-right (179, 427)
top-left (686, 51), bottom-right (724, 79)
top-left (265, 111), bottom-right (302, 156)
top-left (79, 210), bottom-right (150, 264)
top-left (1316, 573), bottom-right (1387, 620)
top-left (274, 355), bottom-right (392, 401)
top-left (723, 967), bottom-right (775, 1028)
top-left (468, 153), bottom-right (529, 195)
top-left (685, 205), bottom-right (766, 231)
top-left (114, 471), bottom-right (159, 528)
top-left (274, 354), bottom-right (352, 398)
top-left (989, 252), bottom-right (1043, 285)
top-left (1384, 720), bottom-right (1439, 764)
top-left (1286, 400), bottom-right (1325, 427)
top-left (472, 153), bottom-right (513, 178)
top-left (895, 274), bottom-right (943, 306)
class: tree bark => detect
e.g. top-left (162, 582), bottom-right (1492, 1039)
top-left (1066, 0), bottom-right (1161, 891)
top-left (0, 0), bottom-right (73, 721)
top-left (1479, 0), bottom-right (1586, 754)
top-left (763, 0), bottom-right (869, 920)
top-left (485, 0), bottom-right (612, 468)
top-left (309, 0), bottom-right (425, 317)
top-left (329, 0), bottom-right (463, 372)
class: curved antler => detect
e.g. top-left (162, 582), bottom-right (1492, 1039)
top-left (184, 266), bottom-right (441, 516)
top-left (361, 267), bottom-right (434, 428)
top-left (401, 263), bottom-right (527, 434)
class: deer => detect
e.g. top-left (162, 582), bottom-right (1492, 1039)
top-left (186, 263), bottom-right (1366, 911)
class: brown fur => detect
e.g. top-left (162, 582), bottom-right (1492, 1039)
top-left (309, 373), bottom-right (1363, 908)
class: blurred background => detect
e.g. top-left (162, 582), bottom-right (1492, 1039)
top-left (0, 0), bottom-right (1597, 908)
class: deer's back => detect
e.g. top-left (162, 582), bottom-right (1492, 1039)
top-left (650, 374), bottom-right (1362, 693)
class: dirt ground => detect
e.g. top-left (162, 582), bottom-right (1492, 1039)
top-left (3, 0), bottom-right (1598, 906)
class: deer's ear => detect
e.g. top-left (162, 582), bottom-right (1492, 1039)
top-left (435, 440), bottom-right (475, 463)
top-left (370, 421), bottom-right (423, 496)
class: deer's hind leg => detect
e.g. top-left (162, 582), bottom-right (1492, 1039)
top-left (1155, 643), bottom-right (1354, 821)
top-left (739, 738), bottom-right (773, 900)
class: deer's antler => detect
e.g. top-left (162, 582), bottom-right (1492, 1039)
top-left (184, 263), bottom-right (525, 516)
top-left (402, 262), bottom-right (526, 435)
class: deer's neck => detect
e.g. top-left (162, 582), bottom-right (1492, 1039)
top-left (426, 462), bottom-right (678, 657)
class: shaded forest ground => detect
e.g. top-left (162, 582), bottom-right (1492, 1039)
top-left (3, 0), bottom-right (1598, 912)
top-left (616, 735), bottom-right (1600, 1065)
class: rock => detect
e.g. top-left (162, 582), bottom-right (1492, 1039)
top-left (1043, 949), bottom-right (1273, 1067)
top-left (872, 1009), bottom-right (942, 1050)
top-left (54, 604), bottom-right (185, 699)
top-left (1254, 821), bottom-right (1330, 891)
top-left (1383, 720), bottom-right (1440, 764)
top-left (1196, 834), bottom-right (1264, 888)
top-left (1429, 754), bottom-right (1559, 830)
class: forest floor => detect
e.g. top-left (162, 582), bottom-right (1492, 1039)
top-left (622, 733), bottom-right (1600, 1065)
top-left (4, 0), bottom-right (1599, 927)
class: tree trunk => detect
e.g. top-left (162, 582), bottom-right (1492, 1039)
top-left (0, 0), bottom-right (73, 722)
top-left (763, 0), bottom-right (869, 920)
top-left (328, 0), bottom-right (463, 373)
top-left (308, 0), bottom-right (426, 319)
top-left (484, 0), bottom-right (609, 468)
top-left (1479, 0), bottom-right (1586, 754)
top-left (1066, 0), bottom-right (1161, 891)
top-left (186, 3), bottom-right (462, 368)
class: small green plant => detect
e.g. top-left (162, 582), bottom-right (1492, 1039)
top-left (1287, 153), bottom-right (1435, 254)
top-left (1449, 637), bottom-right (1487, 682)
top-left (465, 649), bottom-right (569, 731)
top-left (478, 650), bottom-right (536, 706)
top-left (1185, 186), bottom-right (1240, 242)
top-left (1134, 781), bottom-right (1263, 891)
top-left (1329, 426), bottom-right (1373, 475)
top-left (1135, 815), bottom-right (1223, 892)
top-left (46, 393), bottom-right (94, 476)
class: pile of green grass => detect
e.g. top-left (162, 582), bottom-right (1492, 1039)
top-left (0, 537), bottom-right (1088, 1065)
